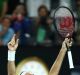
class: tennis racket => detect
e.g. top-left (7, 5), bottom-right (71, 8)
top-left (54, 6), bottom-right (75, 69)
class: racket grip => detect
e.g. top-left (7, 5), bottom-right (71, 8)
top-left (67, 50), bottom-right (74, 69)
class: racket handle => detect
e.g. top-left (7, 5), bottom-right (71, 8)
top-left (67, 49), bottom-right (74, 69)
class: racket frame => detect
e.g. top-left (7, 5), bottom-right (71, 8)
top-left (53, 6), bottom-right (75, 38)
top-left (54, 6), bottom-right (75, 69)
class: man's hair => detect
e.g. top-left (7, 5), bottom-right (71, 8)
top-left (38, 5), bottom-right (50, 16)
top-left (2, 16), bottom-right (11, 22)
top-left (16, 3), bottom-right (27, 16)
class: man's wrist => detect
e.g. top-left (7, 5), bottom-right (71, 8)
top-left (61, 47), bottom-right (67, 52)
top-left (8, 50), bottom-right (16, 61)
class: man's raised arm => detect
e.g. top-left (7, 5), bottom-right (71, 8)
top-left (7, 34), bottom-right (19, 75)
top-left (49, 36), bottom-right (72, 75)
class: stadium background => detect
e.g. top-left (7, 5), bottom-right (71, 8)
top-left (0, 0), bottom-right (80, 75)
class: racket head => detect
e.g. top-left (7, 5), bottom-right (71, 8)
top-left (54, 6), bottom-right (75, 38)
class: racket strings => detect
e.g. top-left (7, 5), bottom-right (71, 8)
top-left (54, 7), bottom-right (75, 37)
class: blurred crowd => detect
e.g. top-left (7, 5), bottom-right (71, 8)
top-left (0, 0), bottom-right (80, 46)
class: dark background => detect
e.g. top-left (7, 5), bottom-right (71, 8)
top-left (0, 45), bottom-right (80, 75)
top-left (7, 0), bottom-right (20, 14)
top-left (1, 0), bottom-right (80, 75)
top-left (7, 0), bottom-right (77, 14)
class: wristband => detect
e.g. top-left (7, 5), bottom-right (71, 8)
top-left (8, 50), bottom-right (16, 61)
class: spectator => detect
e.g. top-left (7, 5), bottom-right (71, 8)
top-left (38, 5), bottom-right (51, 26)
top-left (15, 3), bottom-right (27, 16)
top-left (36, 5), bottom-right (53, 45)
top-left (0, 0), bottom-right (8, 21)
top-left (11, 4), bottom-right (34, 45)
top-left (36, 5), bottom-right (69, 46)
top-left (0, 17), bottom-right (14, 46)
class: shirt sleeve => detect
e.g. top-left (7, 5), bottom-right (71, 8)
top-left (2, 28), bottom-right (14, 45)
top-left (13, 21), bottom-right (21, 33)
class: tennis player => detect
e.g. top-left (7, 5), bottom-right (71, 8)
top-left (7, 34), bottom-right (72, 75)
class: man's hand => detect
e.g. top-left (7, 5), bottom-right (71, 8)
top-left (49, 34), bottom-right (73, 75)
top-left (62, 34), bottom-right (73, 51)
top-left (8, 34), bottom-right (19, 75)
top-left (8, 34), bottom-right (19, 51)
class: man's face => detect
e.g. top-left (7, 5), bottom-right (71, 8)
top-left (2, 18), bottom-right (10, 29)
top-left (16, 5), bottom-right (25, 16)
top-left (39, 8), bottom-right (47, 17)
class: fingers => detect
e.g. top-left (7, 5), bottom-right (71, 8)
top-left (15, 39), bottom-right (19, 47)
top-left (8, 34), bottom-right (19, 47)
top-left (64, 37), bottom-right (73, 47)
top-left (64, 38), bottom-right (69, 44)
top-left (64, 33), bottom-right (73, 47)
top-left (16, 39), bottom-right (19, 44)
top-left (69, 41), bottom-right (73, 47)
top-left (62, 33), bottom-right (73, 50)
top-left (65, 33), bottom-right (72, 43)
top-left (11, 34), bottom-right (16, 42)
top-left (8, 42), bottom-right (15, 47)
top-left (9, 34), bottom-right (16, 45)
top-left (65, 33), bottom-right (70, 39)
top-left (66, 33), bottom-right (70, 38)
